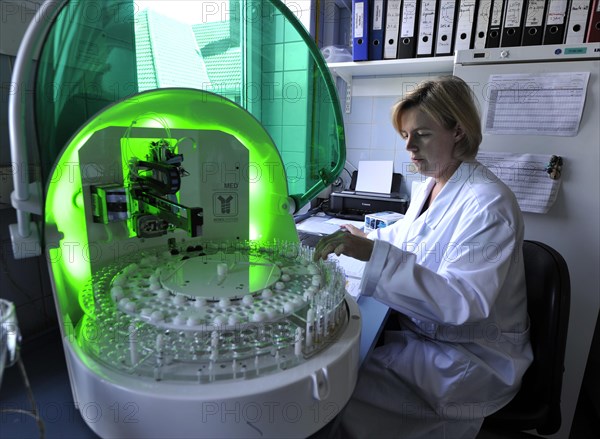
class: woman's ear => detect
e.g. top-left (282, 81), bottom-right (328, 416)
top-left (454, 124), bottom-right (465, 143)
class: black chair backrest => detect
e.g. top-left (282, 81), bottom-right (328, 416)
top-left (485, 240), bottom-right (571, 435)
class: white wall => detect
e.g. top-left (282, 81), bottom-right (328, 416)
top-left (0, 0), bottom-right (44, 56)
top-left (338, 72), bottom-right (452, 195)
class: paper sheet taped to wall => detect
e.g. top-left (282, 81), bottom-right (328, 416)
top-left (477, 151), bottom-right (562, 214)
top-left (482, 72), bottom-right (590, 136)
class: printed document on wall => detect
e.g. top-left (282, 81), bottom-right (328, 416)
top-left (476, 151), bottom-right (562, 214)
top-left (482, 72), bottom-right (590, 136)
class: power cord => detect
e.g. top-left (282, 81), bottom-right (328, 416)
top-left (0, 355), bottom-right (46, 439)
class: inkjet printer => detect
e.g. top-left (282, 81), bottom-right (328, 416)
top-left (327, 172), bottom-right (409, 220)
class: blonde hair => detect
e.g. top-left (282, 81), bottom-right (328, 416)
top-left (392, 76), bottom-right (482, 161)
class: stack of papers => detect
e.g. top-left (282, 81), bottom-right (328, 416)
top-left (296, 215), bottom-right (364, 236)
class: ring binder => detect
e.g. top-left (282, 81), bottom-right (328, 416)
top-left (587, 0), bottom-right (600, 42)
top-left (454, 0), bottom-right (478, 52)
top-left (486, 0), bottom-right (506, 48)
top-left (521, 0), bottom-right (547, 46)
top-left (384, 0), bottom-right (402, 58)
top-left (435, 0), bottom-right (458, 56)
top-left (500, 0), bottom-right (527, 47)
top-left (565, 0), bottom-right (593, 43)
top-left (474, 0), bottom-right (493, 49)
top-left (398, 0), bottom-right (419, 58)
top-left (353, 0), bottom-right (370, 61)
top-left (369, 0), bottom-right (386, 60)
top-left (543, 0), bottom-right (570, 45)
top-left (416, 0), bottom-right (439, 57)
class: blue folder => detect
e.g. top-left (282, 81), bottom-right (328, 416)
top-left (368, 0), bottom-right (387, 60)
top-left (353, 0), bottom-right (370, 61)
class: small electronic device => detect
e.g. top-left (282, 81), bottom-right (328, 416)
top-left (364, 211), bottom-right (405, 233)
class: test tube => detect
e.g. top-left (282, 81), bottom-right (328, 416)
top-left (306, 308), bottom-right (314, 348)
top-left (294, 327), bottom-right (303, 356)
top-left (128, 324), bottom-right (139, 366)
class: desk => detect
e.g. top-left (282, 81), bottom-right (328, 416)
top-left (356, 296), bottom-right (390, 364)
top-left (296, 219), bottom-right (391, 365)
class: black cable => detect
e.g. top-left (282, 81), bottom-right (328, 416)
top-left (293, 199), bottom-right (326, 223)
top-left (0, 355), bottom-right (46, 439)
top-left (342, 167), bottom-right (353, 181)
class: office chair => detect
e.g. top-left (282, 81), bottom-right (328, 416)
top-left (481, 240), bottom-right (571, 435)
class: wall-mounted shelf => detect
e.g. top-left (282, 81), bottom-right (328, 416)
top-left (327, 56), bottom-right (454, 83)
top-left (327, 57), bottom-right (454, 113)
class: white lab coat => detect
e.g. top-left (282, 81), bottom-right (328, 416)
top-left (339, 161), bottom-right (533, 439)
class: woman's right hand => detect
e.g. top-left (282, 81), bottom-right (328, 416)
top-left (341, 223), bottom-right (367, 238)
top-left (313, 229), bottom-right (373, 262)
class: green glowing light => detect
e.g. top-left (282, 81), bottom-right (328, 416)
top-left (45, 88), bottom-right (299, 326)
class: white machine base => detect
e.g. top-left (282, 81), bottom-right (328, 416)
top-left (64, 297), bottom-right (361, 439)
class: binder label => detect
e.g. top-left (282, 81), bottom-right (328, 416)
top-left (373, 0), bottom-right (384, 30)
top-left (546, 0), bottom-right (569, 25)
top-left (418, 0), bottom-right (438, 55)
top-left (490, 0), bottom-right (505, 26)
top-left (458, 0), bottom-right (477, 22)
top-left (355, 2), bottom-right (365, 38)
top-left (439, 1), bottom-right (456, 29)
top-left (401, 0), bottom-right (418, 38)
top-left (504, 1), bottom-right (525, 28)
top-left (524, 0), bottom-right (546, 27)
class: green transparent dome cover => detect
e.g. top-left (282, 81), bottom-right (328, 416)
top-left (35, 0), bottom-right (345, 208)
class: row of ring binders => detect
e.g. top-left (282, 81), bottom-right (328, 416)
top-left (352, 0), bottom-right (600, 61)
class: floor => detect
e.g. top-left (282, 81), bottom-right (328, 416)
top-left (475, 397), bottom-right (599, 439)
top-left (5, 320), bottom-right (599, 439)
top-left (569, 386), bottom-right (600, 439)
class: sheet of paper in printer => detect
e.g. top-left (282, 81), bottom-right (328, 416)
top-left (355, 160), bottom-right (394, 194)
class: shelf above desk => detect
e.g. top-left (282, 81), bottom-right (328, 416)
top-left (327, 56), bottom-right (455, 83)
top-left (327, 57), bottom-right (454, 112)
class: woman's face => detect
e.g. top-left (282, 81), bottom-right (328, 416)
top-left (399, 107), bottom-right (461, 182)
